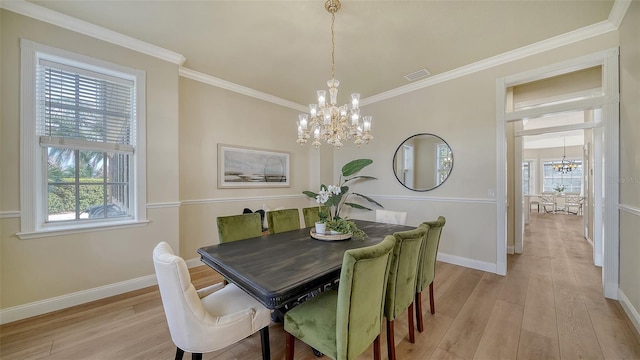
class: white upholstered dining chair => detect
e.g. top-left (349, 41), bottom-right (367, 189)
top-left (153, 242), bottom-right (272, 360)
top-left (375, 209), bottom-right (408, 225)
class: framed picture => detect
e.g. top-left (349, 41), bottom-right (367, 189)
top-left (218, 144), bottom-right (290, 188)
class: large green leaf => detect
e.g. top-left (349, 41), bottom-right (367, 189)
top-left (302, 191), bottom-right (317, 199)
top-left (344, 202), bottom-right (373, 211)
top-left (341, 159), bottom-right (373, 177)
top-left (344, 175), bottom-right (378, 184)
top-left (352, 193), bottom-right (384, 208)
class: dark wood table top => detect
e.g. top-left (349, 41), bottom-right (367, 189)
top-left (198, 219), bottom-right (413, 309)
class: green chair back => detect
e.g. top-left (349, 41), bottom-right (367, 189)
top-left (216, 213), bottom-right (263, 243)
top-left (385, 227), bottom-right (426, 320)
top-left (416, 216), bottom-right (446, 292)
top-left (284, 235), bottom-right (396, 360)
top-left (267, 208), bottom-right (301, 234)
top-left (302, 206), bottom-right (328, 228)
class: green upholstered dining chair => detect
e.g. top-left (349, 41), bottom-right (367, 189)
top-left (302, 206), bottom-right (329, 228)
top-left (284, 235), bottom-right (396, 360)
top-left (384, 227), bottom-right (426, 360)
top-left (266, 208), bottom-right (301, 234)
top-left (415, 216), bottom-right (446, 332)
top-left (217, 213), bottom-right (263, 243)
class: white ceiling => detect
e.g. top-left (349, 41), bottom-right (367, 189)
top-left (18, 0), bottom-right (616, 107)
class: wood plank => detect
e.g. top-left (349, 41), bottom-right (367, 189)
top-left (517, 329), bottom-right (560, 360)
top-left (522, 272), bottom-right (558, 339)
top-left (472, 300), bottom-right (523, 360)
top-left (551, 250), bottom-right (605, 360)
top-left (438, 273), bottom-right (505, 359)
top-left (589, 311), bottom-right (640, 360)
top-left (435, 268), bottom-right (483, 319)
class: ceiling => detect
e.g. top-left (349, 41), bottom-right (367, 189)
top-left (21, 0), bottom-right (616, 108)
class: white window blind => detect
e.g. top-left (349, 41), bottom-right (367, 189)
top-left (36, 59), bottom-right (135, 152)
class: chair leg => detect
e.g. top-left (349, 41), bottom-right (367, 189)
top-left (408, 303), bottom-right (415, 343)
top-left (386, 319), bottom-right (396, 360)
top-left (191, 353), bottom-right (202, 360)
top-left (429, 282), bottom-right (435, 315)
top-left (260, 326), bottom-right (271, 360)
top-left (373, 335), bottom-right (381, 360)
top-left (415, 292), bottom-right (424, 332)
top-left (285, 331), bottom-right (295, 360)
top-left (175, 347), bottom-right (185, 360)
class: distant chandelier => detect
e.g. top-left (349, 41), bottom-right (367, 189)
top-left (552, 137), bottom-right (578, 174)
top-left (296, 0), bottom-right (373, 149)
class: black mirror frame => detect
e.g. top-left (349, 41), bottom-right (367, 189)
top-left (392, 133), bottom-right (454, 192)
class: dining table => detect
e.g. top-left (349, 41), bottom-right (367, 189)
top-left (197, 219), bottom-right (413, 312)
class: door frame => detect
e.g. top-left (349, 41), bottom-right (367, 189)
top-left (496, 48), bottom-right (619, 299)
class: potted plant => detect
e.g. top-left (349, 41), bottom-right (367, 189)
top-left (554, 184), bottom-right (566, 194)
top-left (303, 159), bottom-right (383, 239)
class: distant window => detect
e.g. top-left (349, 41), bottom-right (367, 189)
top-left (543, 160), bottom-right (583, 193)
top-left (522, 161), bottom-right (531, 195)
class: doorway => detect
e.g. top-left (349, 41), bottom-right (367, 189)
top-left (496, 49), bottom-right (619, 299)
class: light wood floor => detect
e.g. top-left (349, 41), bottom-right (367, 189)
top-left (2, 213), bottom-right (639, 360)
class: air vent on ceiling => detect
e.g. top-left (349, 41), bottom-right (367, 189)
top-left (404, 68), bottom-right (431, 82)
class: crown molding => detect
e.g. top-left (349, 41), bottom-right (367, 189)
top-left (179, 67), bottom-right (307, 112)
top-left (2, 0), bottom-right (629, 108)
top-left (608, 0), bottom-right (632, 28)
top-left (0, 0), bottom-right (186, 65)
top-left (361, 19), bottom-right (618, 106)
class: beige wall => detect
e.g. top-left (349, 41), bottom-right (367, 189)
top-left (334, 32), bottom-right (617, 268)
top-left (178, 77), bottom-right (312, 257)
top-left (618, 0), bottom-right (640, 331)
top-left (0, 10), bottom-right (180, 308)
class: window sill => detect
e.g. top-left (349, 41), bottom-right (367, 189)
top-left (17, 219), bottom-right (150, 240)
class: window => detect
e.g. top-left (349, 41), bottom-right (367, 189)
top-left (543, 160), bottom-right (583, 193)
top-left (522, 161), bottom-right (531, 195)
top-left (20, 40), bottom-right (146, 237)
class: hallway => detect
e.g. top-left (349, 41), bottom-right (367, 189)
top-left (509, 212), bottom-right (640, 359)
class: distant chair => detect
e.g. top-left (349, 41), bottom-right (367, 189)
top-left (267, 208), bottom-right (301, 234)
top-left (217, 213), bottom-right (263, 243)
top-left (385, 227), bottom-right (426, 360)
top-left (153, 242), bottom-right (271, 360)
top-left (284, 235), bottom-right (396, 360)
top-left (302, 206), bottom-right (329, 228)
top-left (564, 192), bottom-right (584, 215)
top-left (540, 192), bottom-right (556, 213)
top-left (375, 209), bottom-right (408, 225)
top-left (415, 216), bottom-right (446, 332)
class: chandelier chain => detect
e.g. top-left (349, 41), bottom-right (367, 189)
top-left (331, 12), bottom-right (335, 80)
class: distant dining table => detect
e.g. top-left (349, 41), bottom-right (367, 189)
top-left (197, 219), bottom-right (413, 312)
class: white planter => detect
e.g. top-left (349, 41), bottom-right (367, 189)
top-left (315, 222), bottom-right (326, 234)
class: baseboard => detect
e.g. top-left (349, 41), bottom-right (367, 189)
top-left (437, 252), bottom-right (497, 274)
top-left (0, 274), bottom-right (157, 325)
top-left (185, 257), bottom-right (204, 269)
top-left (618, 289), bottom-right (640, 337)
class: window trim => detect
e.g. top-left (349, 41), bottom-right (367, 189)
top-left (19, 39), bottom-right (147, 238)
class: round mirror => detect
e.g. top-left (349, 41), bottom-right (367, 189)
top-left (392, 133), bottom-right (453, 191)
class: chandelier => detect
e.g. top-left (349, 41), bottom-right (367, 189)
top-left (552, 137), bottom-right (578, 173)
top-left (296, 0), bottom-right (373, 149)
